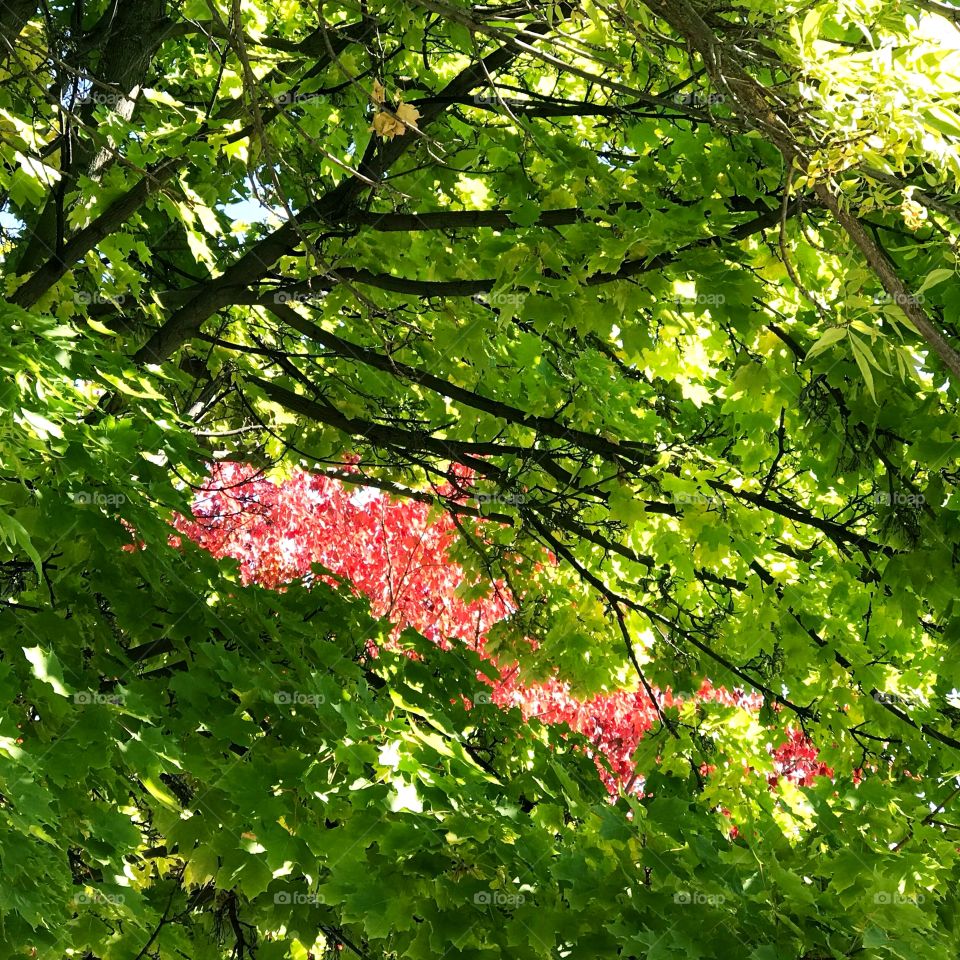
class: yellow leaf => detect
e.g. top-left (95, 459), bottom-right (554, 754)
top-left (370, 111), bottom-right (403, 139)
top-left (369, 102), bottom-right (420, 139)
top-left (395, 101), bottom-right (420, 130)
top-left (371, 80), bottom-right (385, 104)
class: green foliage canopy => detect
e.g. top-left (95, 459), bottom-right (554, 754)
top-left (3, 0), bottom-right (960, 957)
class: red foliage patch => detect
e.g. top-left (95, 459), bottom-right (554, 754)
top-left (174, 463), bottom-right (832, 797)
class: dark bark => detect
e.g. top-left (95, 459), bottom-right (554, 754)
top-left (112, 201), bottom-right (788, 309)
top-left (269, 301), bottom-right (658, 466)
top-left (12, 0), bottom-right (174, 274)
top-left (0, 0), bottom-right (35, 43)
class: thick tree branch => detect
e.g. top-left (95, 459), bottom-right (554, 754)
top-left (132, 18), bottom-right (564, 364)
top-left (269, 302), bottom-right (658, 465)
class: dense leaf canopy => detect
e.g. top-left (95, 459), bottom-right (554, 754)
top-left (3, 0), bottom-right (960, 957)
